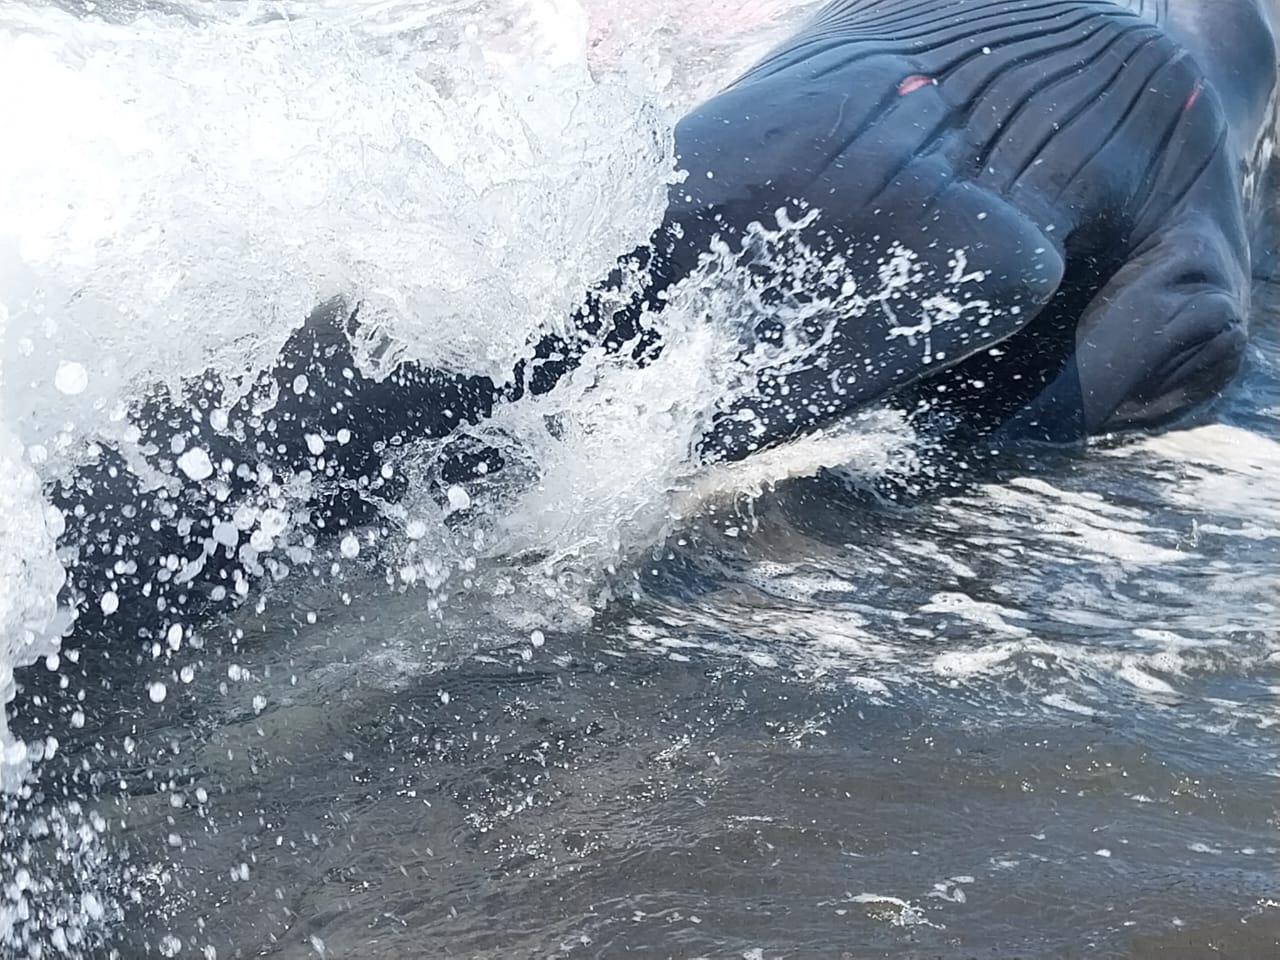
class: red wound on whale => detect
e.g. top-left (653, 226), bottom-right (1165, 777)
top-left (897, 74), bottom-right (933, 95)
top-left (1183, 83), bottom-right (1202, 112)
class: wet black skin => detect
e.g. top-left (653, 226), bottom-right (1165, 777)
top-left (33, 0), bottom-right (1280, 653)
top-left (672, 0), bottom-right (1277, 452)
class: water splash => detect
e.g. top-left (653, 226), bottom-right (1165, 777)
top-left (0, 0), bottom-right (684, 953)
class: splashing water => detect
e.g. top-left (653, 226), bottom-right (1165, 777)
top-left (0, 423), bottom-right (66, 788)
top-left (0, 0), bottom-right (689, 950)
top-left (2, 1), bottom-right (1278, 958)
top-left (0, 0), bottom-right (668, 723)
top-left (0, 0), bottom-right (857, 950)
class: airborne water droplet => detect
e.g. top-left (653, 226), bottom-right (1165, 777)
top-left (177, 447), bottom-right (214, 481)
top-left (54, 360), bottom-right (88, 395)
top-left (447, 485), bottom-right (471, 511)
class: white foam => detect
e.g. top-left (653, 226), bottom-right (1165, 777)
top-left (977, 477), bottom-right (1190, 565)
top-left (921, 592), bottom-right (1031, 638)
top-left (0, 425), bottom-right (65, 791)
top-left (933, 643), bottom-right (1019, 678)
top-left (0, 0), bottom-right (678, 473)
top-left (848, 893), bottom-right (941, 929)
top-left (1041, 693), bottom-right (1101, 717)
top-left (675, 408), bottom-right (918, 515)
top-left (1122, 424), bottom-right (1280, 526)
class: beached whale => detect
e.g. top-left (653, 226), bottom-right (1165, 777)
top-left (45, 0), bottom-right (1280, 644)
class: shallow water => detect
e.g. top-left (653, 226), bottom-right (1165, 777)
top-left (2, 1), bottom-right (1280, 958)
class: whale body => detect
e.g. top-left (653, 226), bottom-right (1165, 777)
top-left (667, 0), bottom-right (1280, 453)
top-left (37, 0), bottom-right (1280, 651)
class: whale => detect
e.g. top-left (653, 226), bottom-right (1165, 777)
top-left (33, 0), bottom-right (1280, 653)
top-left (662, 0), bottom-right (1280, 454)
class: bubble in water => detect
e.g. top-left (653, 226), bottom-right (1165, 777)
top-left (148, 681), bottom-right (167, 703)
top-left (99, 590), bottom-right (118, 615)
top-left (340, 534), bottom-right (360, 559)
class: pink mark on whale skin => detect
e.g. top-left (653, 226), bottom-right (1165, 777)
top-left (1183, 83), bottom-right (1202, 112)
top-left (897, 74), bottom-right (934, 95)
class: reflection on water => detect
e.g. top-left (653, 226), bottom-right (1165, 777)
top-left (1, 1), bottom-right (1279, 958)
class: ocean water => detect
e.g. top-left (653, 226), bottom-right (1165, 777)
top-left (1, 1), bottom-right (1278, 958)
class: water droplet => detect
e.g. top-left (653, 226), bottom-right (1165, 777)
top-left (81, 892), bottom-right (105, 922)
top-left (177, 447), bottom-right (214, 481)
top-left (54, 361), bottom-right (88, 395)
top-left (447, 485), bottom-right (471, 511)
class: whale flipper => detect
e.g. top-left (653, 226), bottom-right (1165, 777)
top-left (693, 181), bottom-right (1067, 461)
top-left (1001, 183), bottom-right (1250, 444)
